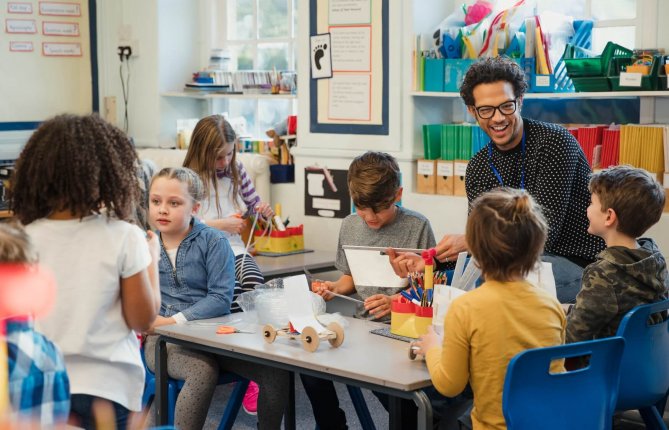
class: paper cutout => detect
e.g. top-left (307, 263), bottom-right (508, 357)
top-left (283, 275), bottom-right (325, 333)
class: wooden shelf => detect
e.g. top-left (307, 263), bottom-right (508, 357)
top-left (410, 91), bottom-right (669, 99)
top-left (162, 91), bottom-right (297, 100)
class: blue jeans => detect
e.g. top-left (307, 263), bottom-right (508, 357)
top-left (69, 394), bottom-right (130, 430)
top-left (541, 254), bottom-right (585, 304)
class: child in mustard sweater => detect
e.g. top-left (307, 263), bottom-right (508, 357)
top-left (414, 188), bottom-right (565, 430)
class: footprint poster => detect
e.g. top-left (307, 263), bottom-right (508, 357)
top-left (310, 33), bottom-right (332, 79)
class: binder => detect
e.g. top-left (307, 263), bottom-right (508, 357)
top-left (423, 124), bottom-right (442, 160)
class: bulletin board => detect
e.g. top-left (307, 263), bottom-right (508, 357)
top-left (0, 0), bottom-right (98, 131)
top-left (309, 0), bottom-right (389, 135)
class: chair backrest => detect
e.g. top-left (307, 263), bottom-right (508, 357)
top-left (502, 337), bottom-right (625, 430)
top-left (615, 298), bottom-right (669, 411)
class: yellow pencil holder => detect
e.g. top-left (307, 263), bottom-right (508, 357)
top-left (390, 299), bottom-right (433, 339)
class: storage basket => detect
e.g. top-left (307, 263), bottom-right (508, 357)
top-left (564, 42), bottom-right (633, 78)
top-left (608, 56), bottom-right (660, 91)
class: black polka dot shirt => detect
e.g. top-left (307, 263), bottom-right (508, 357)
top-left (465, 118), bottom-right (605, 262)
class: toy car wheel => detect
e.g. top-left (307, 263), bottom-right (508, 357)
top-left (327, 322), bottom-right (345, 347)
top-left (301, 326), bottom-right (320, 352)
top-left (408, 346), bottom-right (417, 360)
top-left (263, 324), bottom-right (277, 343)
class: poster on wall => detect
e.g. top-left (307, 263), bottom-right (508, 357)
top-left (304, 167), bottom-right (350, 218)
top-left (309, 0), bottom-right (389, 135)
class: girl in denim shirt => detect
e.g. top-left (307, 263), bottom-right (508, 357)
top-left (143, 167), bottom-right (288, 430)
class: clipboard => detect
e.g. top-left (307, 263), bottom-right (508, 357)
top-left (342, 245), bottom-right (412, 290)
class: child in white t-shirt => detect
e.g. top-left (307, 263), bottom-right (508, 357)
top-left (10, 114), bottom-right (161, 428)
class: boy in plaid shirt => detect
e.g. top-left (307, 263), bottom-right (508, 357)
top-left (1, 223), bottom-right (69, 425)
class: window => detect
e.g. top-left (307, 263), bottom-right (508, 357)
top-left (535, 0), bottom-right (642, 53)
top-left (489, 0), bottom-right (644, 53)
top-left (209, 0), bottom-right (297, 138)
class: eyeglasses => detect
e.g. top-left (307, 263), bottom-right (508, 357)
top-left (472, 100), bottom-right (517, 119)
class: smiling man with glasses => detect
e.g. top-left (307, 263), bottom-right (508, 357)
top-left (435, 56), bottom-right (605, 304)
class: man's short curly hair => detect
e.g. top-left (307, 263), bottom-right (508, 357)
top-left (460, 56), bottom-right (528, 106)
top-left (10, 114), bottom-right (139, 224)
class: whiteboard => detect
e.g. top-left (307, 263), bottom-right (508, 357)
top-left (0, 0), bottom-right (95, 130)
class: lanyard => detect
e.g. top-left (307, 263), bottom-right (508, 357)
top-left (488, 130), bottom-right (526, 190)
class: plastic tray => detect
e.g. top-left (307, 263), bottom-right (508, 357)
top-left (608, 56), bottom-right (660, 91)
top-left (564, 42), bottom-right (633, 77)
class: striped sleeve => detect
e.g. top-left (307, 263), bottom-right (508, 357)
top-left (237, 161), bottom-right (260, 215)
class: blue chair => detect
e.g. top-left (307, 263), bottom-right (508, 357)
top-left (502, 337), bottom-right (625, 430)
top-left (141, 346), bottom-right (249, 430)
top-left (615, 299), bottom-right (669, 430)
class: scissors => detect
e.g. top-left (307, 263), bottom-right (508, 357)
top-left (216, 325), bottom-right (255, 335)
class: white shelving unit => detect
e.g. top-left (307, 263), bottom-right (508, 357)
top-left (162, 91), bottom-right (297, 100)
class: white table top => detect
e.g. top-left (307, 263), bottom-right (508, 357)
top-left (255, 249), bottom-right (337, 279)
top-left (155, 314), bottom-right (432, 392)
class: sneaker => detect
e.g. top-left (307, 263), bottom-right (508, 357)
top-left (242, 381), bottom-right (259, 415)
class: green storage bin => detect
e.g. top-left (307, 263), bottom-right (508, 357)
top-left (571, 76), bottom-right (611, 92)
top-left (564, 42), bottom-right (633, 77)
top-left (608, 56), bottom-right (660, 91)
top-left (658, 56), bottom-right (669, 91)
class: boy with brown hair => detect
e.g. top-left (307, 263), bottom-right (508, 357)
top-left (306, 151), bottom-right (439, 430)
top-left (0, 222), bottom-right (70, 425)
top-left (566, 165), bottom-right (669, 343)
top-left (313, 150), bottom-right (436, 320)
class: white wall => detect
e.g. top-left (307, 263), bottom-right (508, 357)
top-left (36, 0), bottom-right (669, 254)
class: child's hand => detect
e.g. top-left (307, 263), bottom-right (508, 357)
top-left (254, 202), bottom-right (275, 219)
top-left (146, 230), bottom-right (160, 261)
top-left (386, 248), bottom-right (424, 277)
top-left (222, 215), bottom-right (247, 234)
top-left (364, 294), bottom-right (392, 319)
top-left (144, 315), bottom-right (176, 335)
top-left (413, 325), bottom-right (440, 354)
top-left (312, 280), bottom-right (336, 301)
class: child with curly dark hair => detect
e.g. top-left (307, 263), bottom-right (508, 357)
top-left (10, 114), bottom-right (161, 429)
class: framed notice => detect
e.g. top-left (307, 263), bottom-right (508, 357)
top-left (309, 0), bottom-right (388, 135)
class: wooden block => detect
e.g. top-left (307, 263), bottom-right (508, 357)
top-left (416, 159), bottom-right (437, 194)
top-left (453, 160), bottom-right (468, 197)
top-left (436, 160), bottom-right (454, 196)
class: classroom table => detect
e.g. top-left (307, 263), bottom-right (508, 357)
top-left (154, 314), bottom-right (434, 429)
top-left (255, 249), bottom-right (337, 280)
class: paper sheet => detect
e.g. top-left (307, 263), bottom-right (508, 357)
top-left (283, 275), bottom-right (325, 333)
top-left (527, 262), bottom-right (557, 298)
top-left (343, 246), bottom-right (409, 289)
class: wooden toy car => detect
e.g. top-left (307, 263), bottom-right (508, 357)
top-left (262, 322), bottom-right (345, 352)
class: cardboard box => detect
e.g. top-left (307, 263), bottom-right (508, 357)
top-left (436, 160), bottom-right (454, 196)
top-left (416, 159), bottom-right (437, 194)
top-left (453, 160), bottom-right (468, 197)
